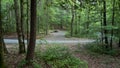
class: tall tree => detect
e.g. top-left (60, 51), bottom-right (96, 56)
top-left (70, 0), bottom-right (75, 36)
top-left (103, 0), bottom-right (108, 48)
top-left (100, 10), bottom-right (104, 44)
top-left (44, 0), bottom-right (49, 35)
top-left (20, 0), bottom-right (26, 53)
top-left (26, 0), bottom-right (30, 45)
top-left (86, 1), bottom-right (90, 34)
top-left (14, 0), bottom-right (25, 54)
top-left (110, 0), bottom-right (115, 49)
top-left (26, 0), bottom-right (37, 64)
top-left (0, 0), bottom-right (5, 67)
top-left (74, 1), bottom-right (78, 35)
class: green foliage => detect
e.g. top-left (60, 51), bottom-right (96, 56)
top-left (41, 45), bottom-right (70, 61)
top-left (18, 59), bottom-right (26, 68)
top-left (33, 61), bottom-right (42, 68)
top-left (18, 59), bottom-right (42, 68)
top-left (85, 42), bottom-right (120, 56)
top-left (1, 0), bottom-right (16, 33)
top-left (36, 45), bottom-right (88, 68)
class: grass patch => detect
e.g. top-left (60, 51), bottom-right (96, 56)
top-left (36, 45), bottom-right (88, 68)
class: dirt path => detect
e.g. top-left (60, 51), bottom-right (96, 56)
top-left (4, 30), bottom-right (95, 45)
top-left (44, 30), bottom-right (95, 44)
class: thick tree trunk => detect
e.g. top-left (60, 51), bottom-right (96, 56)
top-left (0, 0), bottom-right (5, 67)
top-left (14, 0), bottom-right (25, 54)
top-left (26, 0), bottom-right (37, 65)
top-left (103, 0), bottom-right (108, 48)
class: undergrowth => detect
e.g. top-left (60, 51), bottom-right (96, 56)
top-left (18, 59), bottom-right (42, 68)
top-left (85, 42), bottom-right (120, 56)
top-left (36, 45), bottom-right (88, 68)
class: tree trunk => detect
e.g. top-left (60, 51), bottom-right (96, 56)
top-left (45, 0), bottom-right (49, 35)
top-left (2, 39), bottom-right (8, 54)
top-left (60, 21), bottom-right (63, 29)
top-left (78, 15), bottom-right (81, 34)
top-left (14, 0), bottom-right (25, 54)
top-left (75, 9), bottom-right (78, 35)
top-left (26, 0), bottom-right (37, 65)
top-left (71, 5), bottom-right (74, 36)
top-left (75, 1), bottom-right (78, 35)
top-left (26, 0), bottom-right (30, 45)
top-left (86, 6), bottom-right (90, 34)
top-left (110, 0), bottom-right (115, 49)
top-left (103, 0), bottom-right (108, 48)
top-left (0, 0), bottom-right (5, 67)
top-left (0, 33), bottom-right (5, 68)
top-left (20, 0), bottom-right (26, 53)
top-left (119, 38), bottom-right (120, 47)
top-left (100, 11), bottom-right (104, 44)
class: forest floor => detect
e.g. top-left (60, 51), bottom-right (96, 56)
top-left (5, 44), bottom-right (120, 68)
top-left (4, 30), bottom-right (120, 68)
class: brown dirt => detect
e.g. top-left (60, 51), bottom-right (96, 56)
top-left (5, 47), bottom-right (25, 68)
top-left (5, 44), bottom-right (120, 68)
top-left (67, 45), bottom-right (120, 68)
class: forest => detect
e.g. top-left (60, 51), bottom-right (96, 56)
top-left (0, 0), bottom-right (120, 68)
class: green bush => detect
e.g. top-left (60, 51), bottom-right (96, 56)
top-left (85, 43), bottom-right (120, 56)
top-left (18, 59), bottom-right (42, 68)
top-left (36, 45), bottom-right (88, 68)
top-left (41, 45), bottom-right (70, 61)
